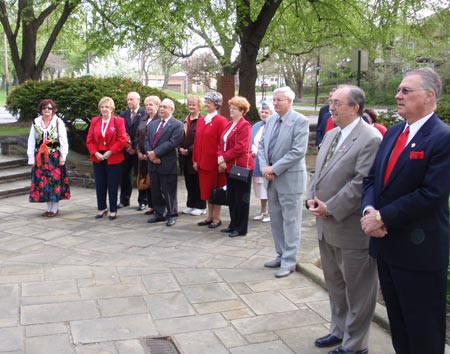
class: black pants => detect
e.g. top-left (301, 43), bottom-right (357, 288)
top-left (151, 172), bottom-right (178, 218)
top-left (377, 258), bottom-right (447, 354)
top-left (93, 161), bottom-right (121, 213)
top-left (226, 171), bottom-right (252, 235)
top-left (119, 151), bottom-right (147, 205)
top-left (184, 172), bottom-right (206, 209)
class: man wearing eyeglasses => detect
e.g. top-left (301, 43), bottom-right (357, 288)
top-left (144, 98), bottom-right (183, 227)
top-left (258, 86), bottom-right (309, 278)
top-left (361, 68), bottom-right (450, 354)
top-left (306, 85), bottom-right (382, 354)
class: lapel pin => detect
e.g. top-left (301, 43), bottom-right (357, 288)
top-left (411, 143), bottom-right (416, 148)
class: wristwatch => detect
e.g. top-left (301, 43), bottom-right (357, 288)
top-left (375, 211), bottom-right (384, 225)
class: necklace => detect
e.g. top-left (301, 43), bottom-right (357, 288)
top-left (101, 117), bottom-right (111, 145)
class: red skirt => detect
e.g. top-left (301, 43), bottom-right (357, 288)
top-left (198, 168), bottom-right (226, 201)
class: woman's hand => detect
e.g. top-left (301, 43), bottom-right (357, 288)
top-left (94, 152), bottom-right (104, 161)
top-left (192, 162), bottom-right (198, 171)
top-left (102, 150), bottom-right (112, 160)
top-left (59, 156), bottom-right (65, 166)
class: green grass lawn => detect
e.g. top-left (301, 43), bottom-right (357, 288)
top-left (0, 124), bottom-right (29, 135)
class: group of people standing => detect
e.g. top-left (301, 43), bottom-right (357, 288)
top-left (26, 67), bottom-right (450, 354)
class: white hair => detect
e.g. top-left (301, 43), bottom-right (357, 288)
top-left (161, 98), bottom-right (175, 110)
top-left (128, 91), bottom-right (141, 100)
top-left (273, 86), bottom-right (295, 101)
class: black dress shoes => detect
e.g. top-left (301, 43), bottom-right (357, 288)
top-left (117, 202), bottom-right (129, 209)
top-left (208, 220), bottom-right (222, 229)
top-left (198, 219), bottom-right (213, 226)
top-left (328, 346), bottom-right (368, 354)
top-left (315, 334), bottom-right (343, 348)
top-left (220, 227), bottom-right (232, 233)
top-left (229, 230), bottom-right (245, 238)
top-left (147, 216), bottom-right (166, 223)
top-left (166, 217), bottom-right (176, 227)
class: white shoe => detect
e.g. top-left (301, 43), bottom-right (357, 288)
top-left (262, 214), bottom-right (271, 223)
top-left (190, 208), bottom-right (206, 216)
top-left (183, 207), bottom-right (194, 214)
top-left (253, 214), bottom-right (264, 220)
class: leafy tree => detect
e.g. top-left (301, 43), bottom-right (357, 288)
top-left (0, 0), bottom-right (80, 83)
top-left (181, 51), bottom-right (220, 90)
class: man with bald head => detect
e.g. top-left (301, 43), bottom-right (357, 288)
top-left (307, 85), bottom-right (381, 354)
top-left (118, 91), bottom-right (148, 210)
top-left (145, 98), bottom-right (183, 227)
top-left (361, 68), bottom-right (450, 354)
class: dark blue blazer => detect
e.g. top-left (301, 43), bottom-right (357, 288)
top-left (362, 114), bottom-right (450, 271)
top-left (120, 108), bottom-right (147, 149)
top-left (144, 116), bottom-right (183, 175)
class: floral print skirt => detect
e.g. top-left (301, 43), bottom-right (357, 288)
top-left (29, 151), bottom-right (71, 203)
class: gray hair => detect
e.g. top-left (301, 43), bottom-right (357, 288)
top-left (337, 84), bottom-right (365, 116)
top-left (405, 67), bottom-right (442, 102)
top-left (128, 91), bottom-right (141, 100)
top-left (273, 86), bottom-right (295, 101)
top-left (161, 98), bottom-right (175, 110)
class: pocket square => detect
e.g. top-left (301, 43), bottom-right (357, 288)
top-left (410, 151), bottom-right (424, 160)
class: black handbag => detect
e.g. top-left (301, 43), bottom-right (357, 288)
top-left (209, 174), bottom-right (228, 205)
top-left (229, 164), bottom-right (250, 182)
top-left (228, 131), bottom-right (251, 182)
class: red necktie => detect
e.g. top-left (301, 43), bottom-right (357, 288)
top-left (383, 126), bottom-right (410, 185)
top-left (152, 120), bottom-right (165, 148)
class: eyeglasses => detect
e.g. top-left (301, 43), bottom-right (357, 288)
top-left (229, 106), bottom-right (239, 111)
top-left (396, 87), bottom-right (428, 95)
top-left (272, 98), bottom-right (288, 103)
top-left (329, 100), bottom-right (347, 108)
top-left (42, 106), bottom-right (53, 110)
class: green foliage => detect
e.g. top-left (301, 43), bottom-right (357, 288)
top-left (7, 76), bottom-right (188, 122)
top-left (6, 76), bottom-right (188, 154)
top-left (436, 97), bottom-right (450, 125)
top-left (377, 109), bottom-right (403, 129)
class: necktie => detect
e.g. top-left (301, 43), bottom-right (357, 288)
top-left (383, 126), bottom-right (410, 185)
top-left (130, 111), bottom-right (135, 121)
top-left (152, 120), bottom-right (165, 148)
top-left (268, 118), bottom-right (282, 164)
top-left (324, 131), bottom-right (341, 166)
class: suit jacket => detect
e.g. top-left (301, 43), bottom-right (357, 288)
top-left (179, 114), bottom-right (202, 175)
top-left (218, 117), bottom-right (254, 172)
top-left (144, 116), bottom-right (183, 175)
top-left (362, 114), bottom-right (450, 270)
top-left (86, 116), bottom-right (127, 165)
top-left (316, 104), bottom-right (330, 147)
top-left (258, 109), bottom-right (309, 194)
top-left (120, 108), bottom-right (147, 149)
top-left (192, 114), bottom-right (228, 171)
top-left (307, 120), bottom-right (382, 249)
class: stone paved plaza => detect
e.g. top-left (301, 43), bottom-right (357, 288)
top-left (0, 179), bottom-right (396, 354)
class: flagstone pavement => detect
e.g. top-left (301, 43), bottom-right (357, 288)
top-left (0, 179), bottom-right (397, 354)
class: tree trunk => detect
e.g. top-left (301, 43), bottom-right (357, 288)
top-left (238, 46), bottom-right (259, 122)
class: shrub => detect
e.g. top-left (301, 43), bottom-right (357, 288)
top-left (7, 76), bottom-right (189, 154)
top-left (436, 96), bottom-right (450, 125)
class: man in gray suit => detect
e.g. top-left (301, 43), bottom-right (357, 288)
top-left (258, 86), bottom-right (309, 278)
top-left (306, 85), bottom-right (382, 354)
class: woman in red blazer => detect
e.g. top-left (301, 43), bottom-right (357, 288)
top-left (192, 92), bottom-right (228, 228)
top-left (86, 96), bottom-right (127, 220)
top-left (218, 96), bottom-right (254, 237)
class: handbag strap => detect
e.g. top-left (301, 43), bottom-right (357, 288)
top-left (233, 124), bottom-right (250, 168)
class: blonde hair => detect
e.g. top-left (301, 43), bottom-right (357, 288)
top-left (144, 95), bottom-right (161, 106)
top-left (98, 96), bottom-right (115, 111)
top-left (188, 96), bottom-right (203, 110)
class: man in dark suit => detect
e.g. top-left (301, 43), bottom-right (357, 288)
top-left (307, 85), bottom-right (382, 354)
top-left (361, 68), bottom-right (450, 354)
top-left (118, 91), bottom-right (148, 210)
top-left (145, 98), bottom-right (183, 227)
top-left (316, 88), bottom-right (335, 148)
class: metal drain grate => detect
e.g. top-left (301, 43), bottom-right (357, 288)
top-left (142, 337), bottom-right (181, 354)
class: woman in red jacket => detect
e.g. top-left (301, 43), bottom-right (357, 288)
top-left (192, 92), bottom-right (228, 228)
top-left (86, 97), bottom-right (127, 220)
top-left (217, 96), bottom-right (254, 237)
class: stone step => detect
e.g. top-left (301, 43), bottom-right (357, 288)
top-left (0, 166), bottom-right (30, 182)
top-left (0, 155), bottom-right (28, 170)
top-left (0, 178), bottom-right (29, 199)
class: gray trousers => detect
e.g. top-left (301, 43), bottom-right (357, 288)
top-left (267, 185), bottom-right (303, 269)
top-left (319, 238), bottom-right (378, 351)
